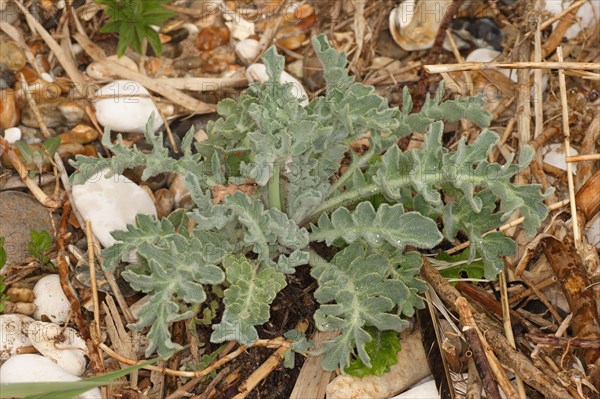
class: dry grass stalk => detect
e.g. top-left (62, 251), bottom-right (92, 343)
top-left (556, 46), bottom-right (582, 246)
top-left (446, 200), bottom-right (570, 255)
top-left (98, 338), bottom-right (291, 378)
top-left (0, 135), bottom-right (61, 208)
top-left (498, 271), bottom-right (527, 398)
top-left (85, 221), bottom-right (102, 346)
top-left (424, 62), bottom-right (600, 74)
top-left (103, 295), bottom-right (139, 388)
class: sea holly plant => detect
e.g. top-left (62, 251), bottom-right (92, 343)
top-left (71, 35), bottom-right (550, 374)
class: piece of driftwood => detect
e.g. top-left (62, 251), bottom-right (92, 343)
top-left (421, 259), bottom-right (575, 399)
top-left (455, 298), bottom-right (502, 399)
top-left (541, 237), bottom-right (600, 389)
top-left (290, 330), bottom-right (337, 399)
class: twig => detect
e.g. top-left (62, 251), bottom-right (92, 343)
top-left (556, 47), bottom-right (581, 247)
top-left (527, 334), bottom-right (600, 349)
top-left (456, 297), bottom-right (502, 399)
top-left (499, 271), bottom-right (527, 399)
top-left (466, 357), bottom-right (482, 399)
top-left (420, 260), bottom-right (576, 399)
top-left (508, 276), bottom-right (557, 305)
top-left (531, 313), bottom-right (573, 359)
top-left (98, 338), bottom-right (291, 378)
top-left (57, 202), bottom-right (104, 373)
top-left (425, 62), bottom-right (600, 74)
top-left (232, 345), bottom-right (289, 399)
top-left (85, 221), bottom-right (102, 342)
top-left (539, 0), bottom-right (588, 30)
top-left (0, 136), bottom-right (61, 208)
top-left (567, 154), bottom-right (600, 162)
top-left (198, 366), bottom-right (230, 399)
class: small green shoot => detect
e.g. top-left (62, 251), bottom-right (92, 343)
top-left (0, 236), bottom-right (6, 270)
top-left (0, 278), bottom-right (8, 313)
top-left (344, 327), bottom-right (401, 377)
top-left (28, 229), bottom-right (53, 269)
top-left (15, 137), bottom-right (61, 181)
top-left (433, 250), bottom-right (486, 282)
top-left (96, 0), bottom-right (175, 56)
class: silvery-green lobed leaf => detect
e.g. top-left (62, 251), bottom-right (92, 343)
top-left (310, 201), bottom-right (443, 251)
top-left (118, 229), bottom-right (228, 358)
top-left (211, 256), bottom-right (286, 345)
top-left (310, 244), bottom-right (410, 371)
top-left (225, 192), bottom-right (309, 270)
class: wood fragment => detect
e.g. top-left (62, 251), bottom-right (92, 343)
top-left (290, 331), bottom-right (337, 399)
top-left (541, 238), bottom-right (600, 367)
top-left (421, 260), bottom-right (576, 399)
top-left (466, 358), bottom-right (482, 399)
top-left (575, 170), bottom-right (600, 224)
top-left (526, 334), bottom-right (600, 349)
top-left (567, 115), bottom-right (600, 190)
top-left (456, 297), bottom-right (502, 399)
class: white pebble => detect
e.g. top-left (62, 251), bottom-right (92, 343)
top-left (3, 127), bottom-right (21, 143)
top-left (182, 23), bottom-right (199, 35)
top-left (390, 377), bottom-right (440, 399)
top-left (235, 39), bottom-right (261, 63)
top-left (72, 168), bottom-right (157, 248)
top-left (28, 321), bottom-right (88, 376)
top-left (0, 314), bottom-right (34, 363)
top-left (543, 143), bottom-right (578, 174)
top-left (33, 275), bottom-right (71, 324)
top-left (0, 354), bottom-right (101, 399)
top-left (545, 0), bottom-right (600, 39)
top-left (40, 72), bottom-right (54, 83)
top-left (94, 80), bottom-right (163, 133)
top-left (246, 63), bottom-right (309, 106)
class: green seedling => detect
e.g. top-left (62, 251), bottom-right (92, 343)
top-left (28, 229), bottom-right (53, 270)
top-left (15, 136), bottom-right (61, 183)
top-left (96, 0), bottom-right (175, 56)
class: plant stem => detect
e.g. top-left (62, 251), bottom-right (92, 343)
top-left (301, 172), bottom-right (487, 226)
top-left (268, 162), bottom-right (282, 211)
top-left (325, 146), bottom-right (376, 199)
top-left (306, 248), bottom-right (331, 269)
